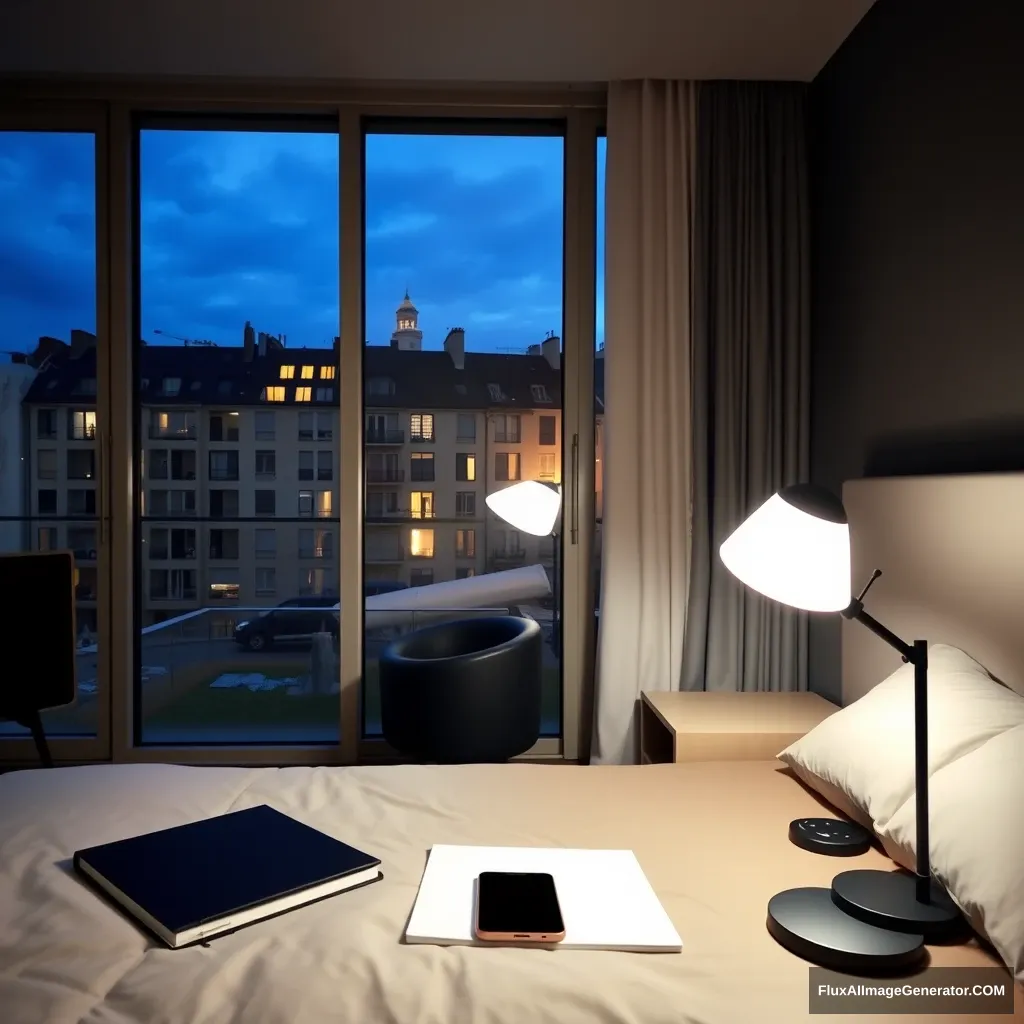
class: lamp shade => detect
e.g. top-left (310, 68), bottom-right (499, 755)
top-left (719, 484), bottom-right (852, 612)
top-left (485, 480), bottom-right (562, 537)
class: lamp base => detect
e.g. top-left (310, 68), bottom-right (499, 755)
top-left (831, 869), bottom-right (965, 942)
top-left (767, 887), bottom-right (926, 974)
top-left (789, 817), bottom-right (873, 856)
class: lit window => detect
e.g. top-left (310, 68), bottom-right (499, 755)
top-left (410, 491), bottom-right (434, 519)
top-left (410, 413), bottom-right (434, 440)
top-left (320, 366), bottom-right (336, 380)
top-left (316, 490), bottom-right (332, 517)
top-left (410, 528), bottom-right (434, 558)
top-left (280, 365), bottom-right (295, 379)
top-left (301, 365), bottom-right (314, 379)
top-left (262, 386), bottom-right (285, 402)
top-left (296, 387), bottom-right (312, 402)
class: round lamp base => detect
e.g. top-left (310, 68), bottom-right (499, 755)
top-left (831, 869), bottom-right (966, 942)
top-left (788, 817), bottom-right (873, 856)
top-left (767, 887), bottom-right (926, 974)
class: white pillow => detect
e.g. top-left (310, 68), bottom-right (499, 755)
top-left (778, 644), bottom-right (1024, 830)
top-left (878, 724), bottom-right (1024, 984)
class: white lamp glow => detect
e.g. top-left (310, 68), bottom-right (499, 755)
top-left (485, 480), bottom-right (562, 537)
top-left (719, 490), bottom-right (852, 612)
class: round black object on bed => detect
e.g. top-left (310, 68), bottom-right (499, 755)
top-left (789, 817), bottom-right (873, 856)
top-left (767, 887), bottom-right (926, 974)
top-left (379, 615), bottom-right (543, 763)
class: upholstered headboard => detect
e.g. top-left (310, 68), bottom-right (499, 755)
top-left (841, 473), bottom-right (1024, 704)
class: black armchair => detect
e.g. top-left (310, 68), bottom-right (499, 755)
top-left (379, 615), bottom-right (543, 763)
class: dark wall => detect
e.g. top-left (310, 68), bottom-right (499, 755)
top-left (808, 0), bottom-right (1024, 702)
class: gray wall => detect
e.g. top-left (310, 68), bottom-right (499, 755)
top-left (808, 0), bottom-right (1024, 702)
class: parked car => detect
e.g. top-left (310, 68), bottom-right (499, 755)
top-left (233, 596), bottom-right (338, 652)
top-left (234, 583), bottom-right (410, 652)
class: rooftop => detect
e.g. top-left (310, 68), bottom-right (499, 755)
top-left (17, 331), bottom-right (606, 409)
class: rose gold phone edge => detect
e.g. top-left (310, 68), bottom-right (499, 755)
top-left (472, 873), bottom-right (567, 944)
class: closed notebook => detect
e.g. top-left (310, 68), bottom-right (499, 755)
top-left (73, 804), bottom-right (382, 949)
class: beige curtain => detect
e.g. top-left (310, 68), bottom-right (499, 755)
top-left (590, 80), bottom-right (696, 765)
top-left (681, 81), bottom-right (811, 693)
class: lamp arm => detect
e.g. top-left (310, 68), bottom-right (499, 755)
top-left (843, 601), bottom-right (917, 664)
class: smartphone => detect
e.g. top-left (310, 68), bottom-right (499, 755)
top-left (474, 871), bottom-right (566, 943)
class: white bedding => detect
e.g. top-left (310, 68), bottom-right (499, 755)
top-left (0, 761), bottom-right (1018, 1024)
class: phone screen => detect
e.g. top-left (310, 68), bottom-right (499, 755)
top-left (476, 871), bottom-right (565, 935)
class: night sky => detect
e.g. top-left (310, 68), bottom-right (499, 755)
top-left (0, 129), bottom-right (606, 355)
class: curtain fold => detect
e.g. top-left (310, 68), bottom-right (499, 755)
top-left (590, 80), bottom-right (696, 765)
top-left (682, 81), bottom-right (812, 694)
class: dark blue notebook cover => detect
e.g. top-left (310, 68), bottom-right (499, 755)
top-left (73, 804), bottom-right (380, 935)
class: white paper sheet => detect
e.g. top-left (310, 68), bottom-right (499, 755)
top-left (404, 844), bottom-right (683, 953)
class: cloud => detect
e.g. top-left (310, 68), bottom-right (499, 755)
top-left (1, 126), bottom-right (575, 355)
top-left (0, 131), bottom-right (97, 348)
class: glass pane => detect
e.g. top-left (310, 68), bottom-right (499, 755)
top-left (135, 124), bottom-right (340, 744)
top-left (0, 131), bottom-right (100, 739)
top-left (362, 127), bottom-right (565, 740)
top-left (595, 134), bottom-right (606, 629)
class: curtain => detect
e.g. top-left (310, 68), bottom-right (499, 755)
top-left (682, 81), bottom-right (811, 694)
top-left (590, 80), bottom-right (696, 765)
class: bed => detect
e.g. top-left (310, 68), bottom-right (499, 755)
top-left (1, 473), bottom-right (1023, 1024)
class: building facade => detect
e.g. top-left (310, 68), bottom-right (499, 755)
top-left (10, 295), bottom-right (604, 632)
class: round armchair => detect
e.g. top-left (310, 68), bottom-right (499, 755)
top-left (378, 615), bottom-right (543, 763)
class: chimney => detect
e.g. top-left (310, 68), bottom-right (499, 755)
top-left (527, 343), bottom-right (541, 355)
top-left (243, 321), bottom-right (256, 362)
top-left (444, 327), bottom-right (465, 369)
top-left (70, 329), bottom-right (97, 357)
top-left (596, 342), bottom-right (605, 358)
top-left (542, 335), bottom-right (560, 370)
top-left (258, 331), bottom-right (269, 358)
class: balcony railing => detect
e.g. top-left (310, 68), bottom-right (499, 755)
top-left (149, 425), bottom-right (197, 440)
top-left (366, 468), bottom-right (405, 483)
top-left (490, 549), bottom-right (527, 566)
top-left (365, 512), bottom-right (403, 522)
top-left (366, 428), bottom-right (405, 445)
top-left (298, 546), bottom-right (334, 559)
top-left (494, 432), bottom-right (521, 444)
top-left (366, 548), bottom-right (405, 563)
top-left (409, 433), bottom-right (435, 444)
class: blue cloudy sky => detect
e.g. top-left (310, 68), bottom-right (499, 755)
top-left (0, 129), bottom-right (606, 356)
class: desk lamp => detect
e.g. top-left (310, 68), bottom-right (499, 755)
top-left (719, 484), bottom-right (962, 971)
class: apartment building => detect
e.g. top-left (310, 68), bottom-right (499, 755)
top-left (13, 297), bottom-right (604, 629)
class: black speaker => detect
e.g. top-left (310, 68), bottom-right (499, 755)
top-left (0, 550), bottom-right (77, 713)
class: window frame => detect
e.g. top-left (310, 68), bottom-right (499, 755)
top-left (0, 101), bottom-right (113, 766)
top-left (0, 83), bottom-right (601, 768)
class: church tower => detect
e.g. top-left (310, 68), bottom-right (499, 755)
top-left (390, 290), bottom-right (423, 350)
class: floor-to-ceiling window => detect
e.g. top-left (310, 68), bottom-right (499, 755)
top-left (0, 88), bottom-right (601, 766)
top-left (361, 122), bottom-right (567, 745)
top-left (132, 118), bottom-right (341, 746)
top-left (0, 117), bottom-right (110, 761)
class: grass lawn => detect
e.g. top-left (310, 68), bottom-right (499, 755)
top-left (141, 660), bottom-right (562, 737)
